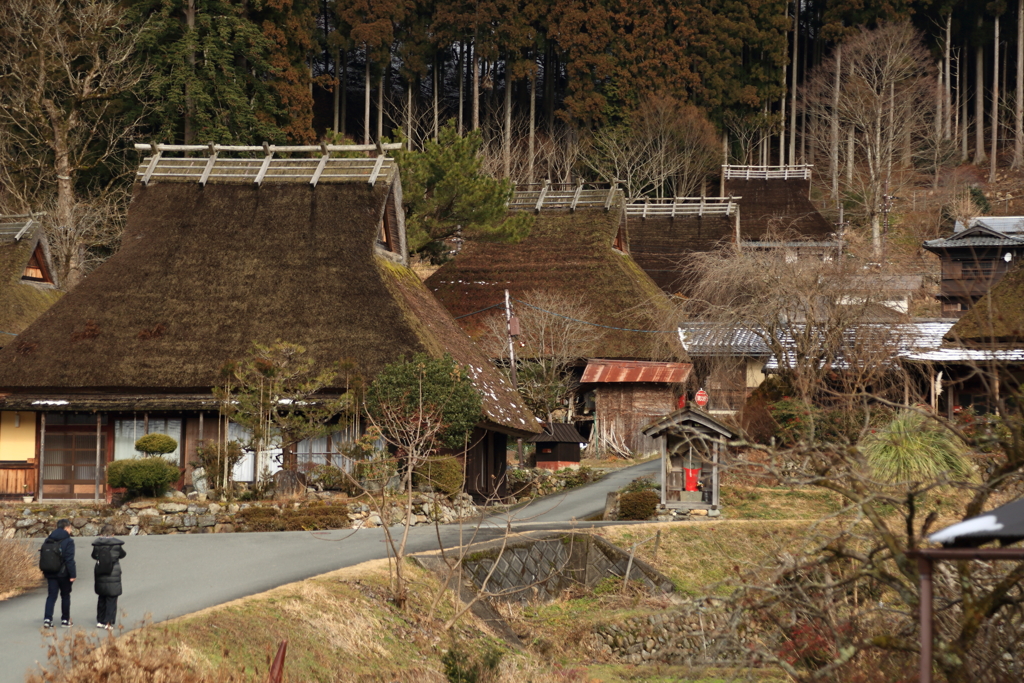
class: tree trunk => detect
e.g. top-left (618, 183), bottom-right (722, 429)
top-left (458, 43), bottom-right (464, 135)
top-left (780, 66), bottom-right (786, 165)
top-left (184, 0), bottom-right (196, 144)
top-left (544, 42), bottom-right (555, 131)
top-left (407, 80), bottom-right (413, 150)
top-left (364, 54), bottom-right (371, 145)
top-left (846, 127), bottom-right (854, 184)
top-left (945, 13), bottom-right (952, 139)
top-left (831, 45), bottom-right (841, 202)
top-left (503, 59), bottom-right (512, 178)
top-left (1015, 0), bottom-right (1024, 167)
top-left (377, 71), bottom-right (384, 142)
top-left (789, 0), bottom-right (799, 164)
top-left (871, 212), bottom-right (881, 258)
top-left (975, 20), bottom-right (987, 164)
top-left (528, 72), bottom-right (536, 183)
top-left (333, 48), bottom-right (341, 134)
top-left (991, 14), bottom-right (1000, 183)
top-left (341, 49), bottom-right (348, 136)
top-left (472, 43), bottom-right (480, 131)
top-left (433, 54), bottom-right (439, 141)
top-left (962, 59), bottom-right (969, 161)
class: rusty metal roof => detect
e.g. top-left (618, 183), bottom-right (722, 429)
top-left (581, 359), bottom-right (692, 384)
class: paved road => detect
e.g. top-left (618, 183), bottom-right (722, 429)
top-left (0, 459), bottom-right (659, 682)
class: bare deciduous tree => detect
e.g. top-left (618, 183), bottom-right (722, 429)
top-left (0, 0), bottom-right (149, 287)
top-left (805, 22), bottom-right (935, 257)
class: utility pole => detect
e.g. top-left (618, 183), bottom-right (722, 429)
top-left (504, 289), bottom-right (524, 465)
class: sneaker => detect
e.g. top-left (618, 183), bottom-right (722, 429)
top-left (60, 620), bottom-right (72, 628)
top-left (42, 619), bottom-right (53, 629)
top-left (96, 623), bottom-right (106, 629)
top-left (103, 624), bottom-right (113, 631)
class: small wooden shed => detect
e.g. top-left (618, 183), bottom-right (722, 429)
top-left (642, 408), bottom-right (733, 511)
top-left (527, 423), bottom-right (586, 470)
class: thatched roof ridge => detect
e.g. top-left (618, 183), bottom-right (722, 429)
top-left (0, 183), bottom-right (536, 434)
top-left (629, 214), bottom-right (736, 295)
top-left (946, 263), bottom-right (1024, 346)
top-left (0, 219), bottom-right (61, 345)
top-left (425, 203), bottom-right (680, 360)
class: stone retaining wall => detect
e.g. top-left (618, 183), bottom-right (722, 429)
top-left (591, 604), bottom-right (751, 665)
top-left (0, 491), bottom-right (479, 539)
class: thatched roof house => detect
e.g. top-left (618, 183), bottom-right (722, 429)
top-left (0, 215), bottom-right (61, 347)
top-left (721, 165), bottom-right (835, 241)
top-left (426, 187), bottom-right (677, 360)
top-left (0, 145), bottom-right (537, 500)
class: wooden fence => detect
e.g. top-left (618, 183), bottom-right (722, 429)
top-left (721, 164), bottom-right (813, 180)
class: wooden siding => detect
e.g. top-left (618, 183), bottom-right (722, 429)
top-left (594, 385), bottom-right (675, 455)
top-left (0, 459), bottom-right (36, 497)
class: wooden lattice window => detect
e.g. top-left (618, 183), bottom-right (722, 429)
top-left (22, 245), bottom-right (53, 283)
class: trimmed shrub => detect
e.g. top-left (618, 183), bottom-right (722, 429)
top-left (306, 464), bottom-right (352, 492)
top-left (238, 506), bottom-right (284, 531)
top-left (413, 456), bottom-right (464, 497)
top-left (134, 433), bottom-right (178, 456)
top-left (618, 490), bottom-right (660, 520)
top-left (239, 505), bottom-right (350, 531)
top-left (557, 466), bottom-right (599, 489)
top-left (107, 457), bottom-right (181, 497)
top-left (621, 475), bottom-right (660, 494)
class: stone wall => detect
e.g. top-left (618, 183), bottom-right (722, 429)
top-left (590, 602), bottom-right (751, 666)
top-left (459, 532), bottom-right (674, 603)
top-left (0, 491), bottom-right (479, 539)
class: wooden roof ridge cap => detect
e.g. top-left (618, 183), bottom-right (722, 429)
top-left (641, 407), bottom-right (735, 438)
top-left (135, 142), bottom-right (404, 153)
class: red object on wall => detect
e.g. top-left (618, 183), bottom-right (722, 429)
top-left (677, 394), bottom-right (686, 409)
top-left (684, 468), bottom-right (701, 492)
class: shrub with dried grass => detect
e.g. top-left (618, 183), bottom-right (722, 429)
top-left (0, 537), bottom-right (42, 598)
top-left (27, 624), bottom-right (253, 683)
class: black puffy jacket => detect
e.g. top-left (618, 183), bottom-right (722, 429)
top-left (91, 537), bottom-right (126, 597)
top-left (43, 528), bottom-right (76, 579)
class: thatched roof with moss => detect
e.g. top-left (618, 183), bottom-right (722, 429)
top-left (0, 219), bottom-right (61, 347)
top-left (722, 178), bottom-right (834, 238)
top-left (425, 200), bottom-right (680, 360)
top-left (0, 182), bottom-right (537, 434)
top-left (946, 263), bottom-right (1024, 346)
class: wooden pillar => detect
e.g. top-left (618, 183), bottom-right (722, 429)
top-left (918, 557), bottom-right (934, 683)
top-left (38, 413), bottom-right (46, 502)
top-left (711, 441), bottom-right (720, 508)
top-left (95, 414), bottom-right (102, 501)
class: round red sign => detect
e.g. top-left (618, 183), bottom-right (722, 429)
top-left (694, 389), bottom-right (709, 407)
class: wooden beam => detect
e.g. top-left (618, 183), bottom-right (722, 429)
top-left (141, 151), bottom-right (162, 185)
top-left (309, 153), bottom-right (330, 187)
top-left (570, 185), bottom-right (583, 212)
top-left (199, 144), bottom-right (218, 187)
top-left (367, 155), bottom-right (386, 185)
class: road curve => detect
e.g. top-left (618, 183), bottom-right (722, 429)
top-left (0, 458), bottom-right (660, 682)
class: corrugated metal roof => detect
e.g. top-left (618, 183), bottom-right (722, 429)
top-left (581, 359), bottom-right (692, 384)
top-left (924, 236), bottom-right (1024, 249)
top-left (527, 423), bottom-right (586, 443)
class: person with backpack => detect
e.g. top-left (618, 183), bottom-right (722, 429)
top-left (91, 525), bottom-right (126, 630)
top-left (39, 519), bottom-right (76, 628)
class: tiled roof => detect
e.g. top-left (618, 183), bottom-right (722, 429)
top-left (678, 323), bottom-right (771, 356)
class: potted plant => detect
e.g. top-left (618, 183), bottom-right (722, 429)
top-left (22, 484), bottom-right (32, 503)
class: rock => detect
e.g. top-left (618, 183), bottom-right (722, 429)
top-left (167, 489), bottom-right (187, 499)
top-left (227, 504), bottom-right (240, 514)
top-left (182, 515), bottom-right (197, 528)
top-left (197, 493), bottom-right (207, 503)
top-left (137, 508), bottom-right (161, 517)
top-left (690, 509), bottom-right (708, 516)
top-left (14, 518), bottom-right (36, 528)
top-left (367, 513), bottom-right (382, 526)
top-left (79, 523), bottom-right (101, 536)
top-left (128, 516), bottom-right (139, 526)
top-left (207, 503), bottom-right (221, 515)
top-left (707, 509), bottom-right (721, 518)
top-left (213, 523), bottom-right (235, 534)
top-left (157, 503), bottom-right (188, 513)
top-left (129, 502), bottom-right (155, 510)
top-left (198, 515), bottom-right (216, 527)
top-left (186, 491), bottom-right (199, 501)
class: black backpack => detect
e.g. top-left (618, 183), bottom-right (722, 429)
top-left (39, 538), bottom-right (64, 574)
top-left (95, 545), bottom-right (114, 576)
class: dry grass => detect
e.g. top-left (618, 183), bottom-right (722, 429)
top-left (0, 537), bottom-right (42, 600)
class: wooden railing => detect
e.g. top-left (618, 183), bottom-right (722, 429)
top-left (133, 143), bottom-right (401, 187)
top-left (624, 197), bottom-right (739, 219)
top-left (509, 182), bottom-right (620, 212)
top-left (0, 461), bottom-right (37, 497)
top-left (722, 164), bottom-right (813, 180)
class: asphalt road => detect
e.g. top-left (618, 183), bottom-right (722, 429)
top-left (0, 458), bottom-right (659, 682)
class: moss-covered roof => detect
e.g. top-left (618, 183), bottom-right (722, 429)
top-left (0, 182), bottom-right (537, 434)
top-left (946, 263), bottom-right (1024, 346)
top-left (425, 201), bottom-right (681, 360)
top-left (0, 221), bottom-right (61, 346)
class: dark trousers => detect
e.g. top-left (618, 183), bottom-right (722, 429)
top-left (96, 595), bottom-right (118, 625)
top-left (44, 577), bottom-right (72, 622)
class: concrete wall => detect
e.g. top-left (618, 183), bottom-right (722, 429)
top-left (0, 411), bottom-right (35, 461)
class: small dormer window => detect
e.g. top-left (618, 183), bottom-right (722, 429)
top-left (22, 245), bottom-right (53, 283)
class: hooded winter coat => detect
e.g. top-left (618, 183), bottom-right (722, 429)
top-left (91, 537), bottom-right (126, 597)
top-left (43, 528), bottom-right (76, 579)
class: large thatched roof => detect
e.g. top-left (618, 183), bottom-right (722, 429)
top-left (0, 217), bottom-right (61, 347)
top-left (425, 195), bottom-right (680, 360)
top-left (722, 170), bottom-right (834, 240)
top-left (946, 263), bottom-right (1024, 346)
top-left (0, 181), bottom-right (537, 434)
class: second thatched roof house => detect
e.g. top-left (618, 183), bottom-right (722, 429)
top-left (0, 145), bottom-right (538, 501)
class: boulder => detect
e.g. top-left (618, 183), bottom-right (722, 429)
top-left (157, 503), bottom-right (188, 513)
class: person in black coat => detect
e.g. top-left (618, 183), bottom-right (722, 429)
top-left (42, 519), bottom-right (76, 628)
top-left (91, 525), bottom-right (126, 630)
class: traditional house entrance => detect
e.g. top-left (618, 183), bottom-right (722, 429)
top-left (40, 414), bottom-right (110, 500)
